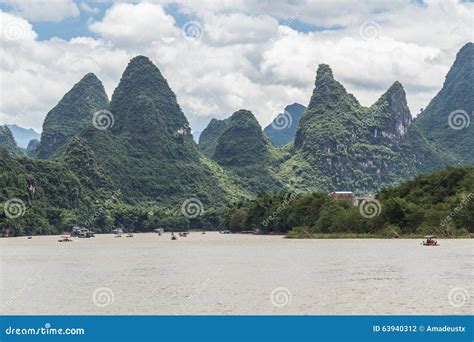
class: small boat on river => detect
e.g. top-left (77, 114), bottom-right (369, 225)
top-left (422, 235), bottom-right (439, 246)
top-left (71, 226), bottom-right (95, 238)
top-left (58, 236), bottom-right (73, 242)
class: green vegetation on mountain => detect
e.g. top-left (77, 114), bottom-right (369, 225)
top-left (0, 143), bottom-right (231, 236)
top-left (263, 103), bottom-right (306, 147)
top-left (285, 64), bottom-right (449, 193)
top-left (25, 139), bottom-right (39, 158)
top-left (205, 109), bottom-right (286, 192)
top-left (78, 56), bottom-right (245, 205)
top-left (198, 117), bottom-right (230, 157)
top-left (57, 137), bottom-right (114, 196)
top-left (0, 146), bottom-right (113, 236)
top-left (415, 42), bottom-right (474, 163)
top-left (2, 44), bottom-right (473, 237)
top-left (0, 125), bottom-right (24, 157)
top-left (36, 73), bottom-right (109, 159)
top-left (223, 165), bottom-right (473, 237)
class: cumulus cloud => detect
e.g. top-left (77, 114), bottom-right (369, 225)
top-left (0, 10), bottom-right (130, 130)
top-left (89, 2), bottom-right (179, 48)
top-left (0, 1), bottom-right (472, 132)
top-left (0, 0), bottom-right (79, 22)
top-left (203, 13), bottom-right (279, 45)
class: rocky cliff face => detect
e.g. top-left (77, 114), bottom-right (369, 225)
top-left (369, 81), bottom-right (412, 146)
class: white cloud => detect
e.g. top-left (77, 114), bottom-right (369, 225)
top-left (0, 0), bottom-right (79, 22)
top-left (79, 2), bottom-right (100, 14)
top-left (0, 10), bottom-right (130, 130)
top-left (261, 28), bottom-right (445, 111)
top-left (89, 2), bottom-right (179, 48)
top-left (203, 13), bottom-right (279, 45)
top-left (0, 1), bottom-right (472, 133)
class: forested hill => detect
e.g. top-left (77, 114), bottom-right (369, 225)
top-left (1, 43), bottom-right (473, 236)
top-left (223, 165), bottom-right (473, 237)
top-left (415, 42), bottom-right (474, 163)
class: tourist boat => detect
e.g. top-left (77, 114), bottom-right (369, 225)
top-left (113, 228), bottom-right (123, 238)
top-left (58, 236), bottom-right (73, 242)
top-left (71, 226), bottom-right (95, 238)
top-left (422, 235), bottom-right (439, 246)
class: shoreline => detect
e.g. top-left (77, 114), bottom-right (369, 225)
top-left (1, 231), bottom-right (472, 239)
top-left (285, 231), bottom-right (473, 239)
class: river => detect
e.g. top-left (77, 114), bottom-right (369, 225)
top-left (0, 233), bottom-right (472, 314)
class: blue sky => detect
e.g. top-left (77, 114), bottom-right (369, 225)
top-left (0, 1), bottom-right (329, 41)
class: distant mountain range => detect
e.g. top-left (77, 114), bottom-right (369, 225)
top-left (1, 42), bottom-right (472, 234)
top-left (0, 125), bottom-right (24, 157)
top-left (7, 124), bottom-right (40, 149)
top-left (263, 103), bottom-right (306, 147)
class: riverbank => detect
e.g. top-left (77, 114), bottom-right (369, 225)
top-left (2, 230), bottom-right (473, 239)
top-left (284, 227), bottom-right (472, 239)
